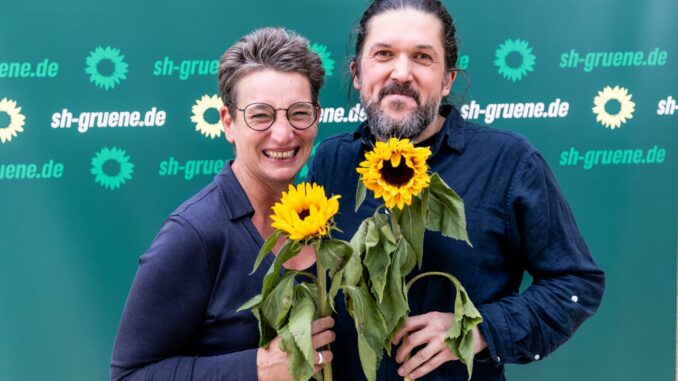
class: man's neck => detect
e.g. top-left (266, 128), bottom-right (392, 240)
top-left (413, 114), bottom-right (446, 144)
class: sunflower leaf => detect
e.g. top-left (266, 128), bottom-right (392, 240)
top-left (356, 178), bottom-right (367, 212)
top-left (377, 239), bottom-right (410, 353)
top-left (426, 173), bottom-right (472, 247)
top-left (317, 239), bottom-right (353, 276)
top-left (364, 214), bottom-right (396, 302)
top-left (443, 275), bottom-right (483, 380)
top-left (237, 294), bottom-right (262, 312)
top-left (343, 285), bottom-right (388, 381)
top-left (279, 293), bottom-right (316, 381)
top-left (251, 229), bottom-right (283, 274)
top-left (262, 240), bottom-right (302, 296)
top-left (261, 271), bottom-right (296, 330)
top-left (396, 195), bottom-right (426, 269)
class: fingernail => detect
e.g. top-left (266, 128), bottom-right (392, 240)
top-left (398, 368), bottom-right (404, 376)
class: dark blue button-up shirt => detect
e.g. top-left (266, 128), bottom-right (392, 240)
top-left (111, 162), bottom-right (273, 380)
top-left (308, 105), bottom-right (605, 380)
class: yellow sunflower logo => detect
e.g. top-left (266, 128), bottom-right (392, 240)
top-left (0, 98), bottom-right (26, 144)
top-left (191, 94), bottom-right (224, 139)
top-left (592, 85), bottom-right (635, 129)
top-left (357, 138), bottom-right (431, 209)
top-left (270, 182), bottom-right (340, 242)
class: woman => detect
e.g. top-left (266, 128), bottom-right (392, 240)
top-left (111, 28), bottom-right (334, 381)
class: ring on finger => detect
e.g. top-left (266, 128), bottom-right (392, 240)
top-left (317, 351), bottom-right (324, 365)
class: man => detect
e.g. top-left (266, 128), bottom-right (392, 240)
top-left (307, 0), bottom-right (605, 380)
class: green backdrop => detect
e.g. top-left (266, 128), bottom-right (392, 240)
top-left (1, 0), bottom-right (676, 380)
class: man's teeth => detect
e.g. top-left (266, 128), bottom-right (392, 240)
top-left (265, 149), bottom-right (296, 159)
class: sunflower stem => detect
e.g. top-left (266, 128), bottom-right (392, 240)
top-left (313, 242), bottom-right (333, 381)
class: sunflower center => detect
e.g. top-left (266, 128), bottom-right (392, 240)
top-left (380, 159), bottom-right (414, 186)
top-left (204, 107), bottom-right (220, 124)
top-left (97, 59), bottom-right (115, 76)
top-left (604, 99), bottom-right (622, 116)
top-left (103, 159), bottom-right (121, 177)
top-left (298, 208), bottom-right (310, 220)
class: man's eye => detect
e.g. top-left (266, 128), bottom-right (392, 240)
top-left (414, 52), bottom-right (433, 61)
top-left (373, 50), bottom-right (392, 58)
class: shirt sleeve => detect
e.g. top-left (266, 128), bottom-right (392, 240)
top-left (110, 216), bottom-right (258, 381)
top-left (476, 151), bottom-right (605, 364)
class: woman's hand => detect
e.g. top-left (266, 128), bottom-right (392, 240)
top-left (256, 316), bottom-right (336, 380)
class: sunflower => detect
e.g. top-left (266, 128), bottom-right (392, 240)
top-left (270, 183), bottom-right (340, 242)
top-left (357, 138), bottom-right (431, 209)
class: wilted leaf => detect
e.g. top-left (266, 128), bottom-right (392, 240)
top-left (426, 173), bottom-right (472, 246)
top-left (261, 271), bottom-right (296, 330)
top-left (363, 214), bottom-right (396, 302)
top-left (344, 285), bottom-right (388, 381)
top-left (395, 195), bottom-right (426, 269)
top-left (251, 229), bottom-right (283, 274)
top-left (356, 178), bottom-right (367, 212)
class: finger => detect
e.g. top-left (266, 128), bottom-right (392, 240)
top-left (397, 344), bottom-right (439, 378)
top-left (311, 329), bottom-right (336, 349)
top-left (395, 329), bottom-right (434, 363)
top-left (405, 350), bottom-right (454, 380)
top-left (312, 350), bottom-right (334, 372)
top-left (311, 316), bottom-right (335, 334)
top-left (392, 314), bottom-right (431, 345)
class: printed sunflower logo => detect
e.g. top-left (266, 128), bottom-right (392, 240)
top-left (494, 38), bottom-right (536, 82)
top-left (309, 43), bottom-right (335, 77)
top-left (191, 94), bottom-right (224, 139)
top-left (0, 98), bottom-right (26, 144)
top-left (592, 85), bottom-right (635, 129)
top-left (85, 46), bottom-right (129, 90)
top-left (90, 147), bottom-right (134, 190)
top-left (357, 138), bottom-right (431, 209)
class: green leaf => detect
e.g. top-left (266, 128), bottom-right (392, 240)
top-left (261, 271), bottom-right (296, 330)
top-left (237, 294), bottom-right (262, 312)
top-left (350, 219), bottom-right (369, 256)
top-left (344, 285), bottom-right (388, 381)
top-left (363, 214), bottom-right (396, 302)
top-left (251, 229), bottom-right (283, 274)
top-left (317, 239), bottom-right (353, 277)
top-left (278, 292), bottom-right (317, 381)
top-left (396, 195), bottom-right (426, 269)
top-left (262, 240), bottom-right (302, 296)
top-left (356, 178), bottom-right (367, 212)
top-left (252, 306), bottom-right (277, 347)
top-left (377, 242), bottom-right (409, 352)
top-left (395, 236), bottom-right (417, 278)
top-left (440, 275), bottom-right (483, 380)
top-left (426, 173), bottom-right (472, 247)
top-left (327, 240), bottom-right (361, 312)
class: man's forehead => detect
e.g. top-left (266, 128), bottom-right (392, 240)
top-left (362, 9), bottom-right (444, 52)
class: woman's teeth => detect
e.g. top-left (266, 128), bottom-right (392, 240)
top-left (264, 149), bottom-right (296, 159)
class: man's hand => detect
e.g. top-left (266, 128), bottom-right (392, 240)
top-left (256, 316), bottom-right (336, 380)
top-left (392, 312), bottom-right (486, 380)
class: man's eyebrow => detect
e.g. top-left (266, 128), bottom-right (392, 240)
top-left (368, 42), bottom-right (437, 51)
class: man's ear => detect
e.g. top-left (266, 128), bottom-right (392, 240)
top-left (442, 70), bottom-right (456, 97)
top-left (350, 60), bottom-right (361, 90)
top-left (220, 106), bottom-right (235, 143)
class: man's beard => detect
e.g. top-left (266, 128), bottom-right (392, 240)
top-left (363, 82), bottom-right (439, 141)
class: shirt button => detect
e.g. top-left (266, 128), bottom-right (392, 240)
top-left (534, 354), bottom-right (541, 360)
top-left (571, 295), bottom-right (579, 303)
top-left (496, 356), bottom-right (501, 362)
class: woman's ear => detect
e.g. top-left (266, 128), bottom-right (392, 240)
top-left (221, 106), bottom-right (235, 143)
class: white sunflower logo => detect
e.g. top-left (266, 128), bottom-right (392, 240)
top-left (592, 86), bottom-right (635, 129)
top-left (0, 98), bottom-right (26, 144)
top-left (191, 94), bottom-right (224, 139)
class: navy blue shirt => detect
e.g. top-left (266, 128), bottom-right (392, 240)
top-left (111, 162), bottom-right (274, 380)
top-left (308, 105), bottom-right (605, 380)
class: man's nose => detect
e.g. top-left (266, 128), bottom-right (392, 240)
top-left (390, 55), bottom-right (414, 83)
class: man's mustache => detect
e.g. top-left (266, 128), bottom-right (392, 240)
top-left (378, 83), bottom-right (420, 103)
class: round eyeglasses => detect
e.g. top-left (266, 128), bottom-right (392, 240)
top-left (230, 101), bottom-right (320, 131)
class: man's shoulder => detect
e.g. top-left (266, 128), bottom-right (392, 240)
top-left (462, 120), bottom-right (537, 157)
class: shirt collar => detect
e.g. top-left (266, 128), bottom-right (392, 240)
top-left (215, 161), bottom-right (255, 220)
top-left (353, 104), bottom-right (465, 154)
